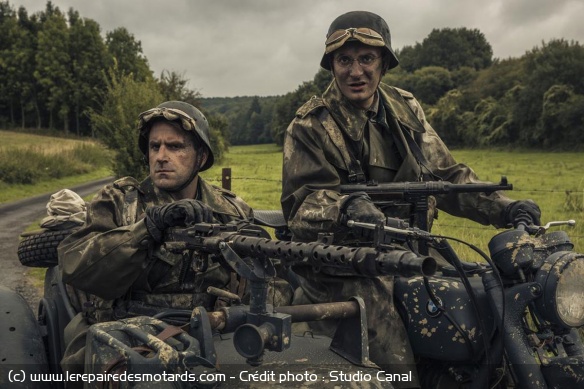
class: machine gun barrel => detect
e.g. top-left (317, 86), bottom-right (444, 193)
top-left (166, 223), bottom-right (436, 277)
top-left (339, 177), bottom-right (513, 247)
top-left (227, 234), bottom-right (436, 277)
top-left (339, 176), bottom-right (512, 197)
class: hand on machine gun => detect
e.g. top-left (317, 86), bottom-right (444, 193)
top-left (340, 176), bottom-right (514, 234)
top-left (145, 199), bottom-right (215, 242)
top-left (340, 192), bottom-right (386, 240)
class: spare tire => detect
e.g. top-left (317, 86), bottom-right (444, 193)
top-left (18, 229), bottom-right (75, 267)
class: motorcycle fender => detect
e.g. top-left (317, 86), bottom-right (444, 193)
top-left (394, 275), bottom-right (496, 361)
top-left (0, 286), bottom-right (50, 386)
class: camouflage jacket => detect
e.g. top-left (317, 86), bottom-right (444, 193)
top-left (281, 80), bottom-right (514, 242)
top-left (59, 176), bottom-right (252, 321)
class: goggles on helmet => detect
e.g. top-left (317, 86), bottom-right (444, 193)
top-left (138, 107), bottom-right (199, 134)
top-left (325, 27), bottom-right (385, 54)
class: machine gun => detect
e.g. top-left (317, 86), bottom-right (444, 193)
top-left (340, 177), bottom-right (513, 254)
top-left (162, 221), bottom-right (436, 367)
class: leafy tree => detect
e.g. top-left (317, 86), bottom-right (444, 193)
top-left (206, 112), bottom-right (229, 162)
top-left (467, 58), bottom-right (525, 101)
top-left (409, 66), bottom-right (454, 105)
top-left (427, 89), bottom-right (468, 146)
top-left (106, 27), bottom-right (152, 82)
top-left (395, 44), bottom-right (421, 72)
top-left (12, 6), bottom-right (40, 128)
top-left (34, 2), bottom-right (71, 131)
top-left (539, 84), bottom-right (584, 147)
top-left (90, 68), bottom-right (162, 178)
top-left (247, 111), bottom-right (264, 143)
top-left (382, 66), bottom-right (414, 91)
top-left (471, 97), bottom-right (512, 146)
top-left (450, 66), bottom-right (478, 90)
top-left (400, 27), bottom-right (493, 72)
top-left (241, 96), bottom-right (263, 144)
top-left (0, 1), bottom-right (19, 125)
top-left (68, 9), bottom-right (108, 136)
top-left (158, 70), bottom-right (201, 105)
top-left (223, 95), bottom-right (277, 145)
top-left (258, 100), bottom-right (276, 143)
top-left (0, 2), bottom-right (41, 129)
top-left (514, 39), bottom-right (584, 145)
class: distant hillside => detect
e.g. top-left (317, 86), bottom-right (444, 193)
top-left (199, 96), bottom-right (281, 145)
top-left (199, 96), bottom-right (279, 115)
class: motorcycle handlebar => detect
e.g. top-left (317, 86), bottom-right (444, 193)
top-left (515, 218), bottom-right (576, 235)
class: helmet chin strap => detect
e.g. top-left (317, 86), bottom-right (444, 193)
top-left (166, 147), bottom-right (207, 195)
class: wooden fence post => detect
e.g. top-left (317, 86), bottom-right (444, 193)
top-left (222, 167), bottom-right (232, 190)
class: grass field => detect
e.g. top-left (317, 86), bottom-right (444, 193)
top-left (201, 144), bottom-right (584, 259)
top-left (0, 129), bottom-right (103, 153)
top-left (0, 130), bottom-right (113, 203)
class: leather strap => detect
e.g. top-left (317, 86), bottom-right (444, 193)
top-left (318, 109), bottom-right (366, 183)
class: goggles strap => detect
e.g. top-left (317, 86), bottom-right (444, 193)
top-left (325, 27), bottom-right (385, 54)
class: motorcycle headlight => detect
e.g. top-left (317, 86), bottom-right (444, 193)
top-left (534, 252), bottom-right (584, 328)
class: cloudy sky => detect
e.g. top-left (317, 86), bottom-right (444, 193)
top-left (11, 0), bottom-right (584, 98)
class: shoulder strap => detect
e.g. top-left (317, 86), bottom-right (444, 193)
top-left (296, 95), bottom-right (325, 118)
top-left (402, 129), bottom-right (428, 166)
top-left (402, 129), bottom-right (441, 180)
top-left (317, 109), bottom-right (366, 183)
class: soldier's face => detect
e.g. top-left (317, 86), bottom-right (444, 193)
top-left (148, 122), bottom-right (206, 192)
top-left (332, 43), bottom-right (384, 109)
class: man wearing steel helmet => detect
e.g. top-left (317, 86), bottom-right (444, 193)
top-left (57, 101), bottom-right (254, 377)
top-left (281, 11), bottom-right (541, 387)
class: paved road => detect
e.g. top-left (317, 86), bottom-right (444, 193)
top-left (0, 177), bottom-right (114, 308)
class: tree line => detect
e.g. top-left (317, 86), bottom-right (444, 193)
top-left (2, 1), bottom-right (583, 179)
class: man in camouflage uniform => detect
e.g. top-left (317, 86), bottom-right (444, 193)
top-left (58, 101), bottom-right (254, 377)
top-left (281, 11), bottom-right (542, 388)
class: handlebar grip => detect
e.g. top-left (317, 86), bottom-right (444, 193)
top-left (513, 209), bottom-right (534, 231)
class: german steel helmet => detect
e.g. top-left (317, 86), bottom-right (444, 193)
top-left (320, 11), bottom-right (399, 71)
top-left (138, 101), bottom-right (214, 171)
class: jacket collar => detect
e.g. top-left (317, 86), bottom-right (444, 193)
top-left (322, 80), bottom-right (369, 141)
top-left (321, 80), bottom-right (426, 140)
top-left (378, 83), bottom-right (426, 134)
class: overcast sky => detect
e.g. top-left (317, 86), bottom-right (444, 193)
top-left (10, 0), bottom-right (584, 98)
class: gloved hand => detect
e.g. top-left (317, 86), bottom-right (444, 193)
top-left (504, 200), bottom-right (541, 228)
top-left (340, 192), bottom-right (386, 240)
top-left (145, 199), bottom-right (214, 242)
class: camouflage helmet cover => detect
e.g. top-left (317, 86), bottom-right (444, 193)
top-left (320, 11), bottom-right (399, 71)
top-left (138, 101), bottom-right (214, 171)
